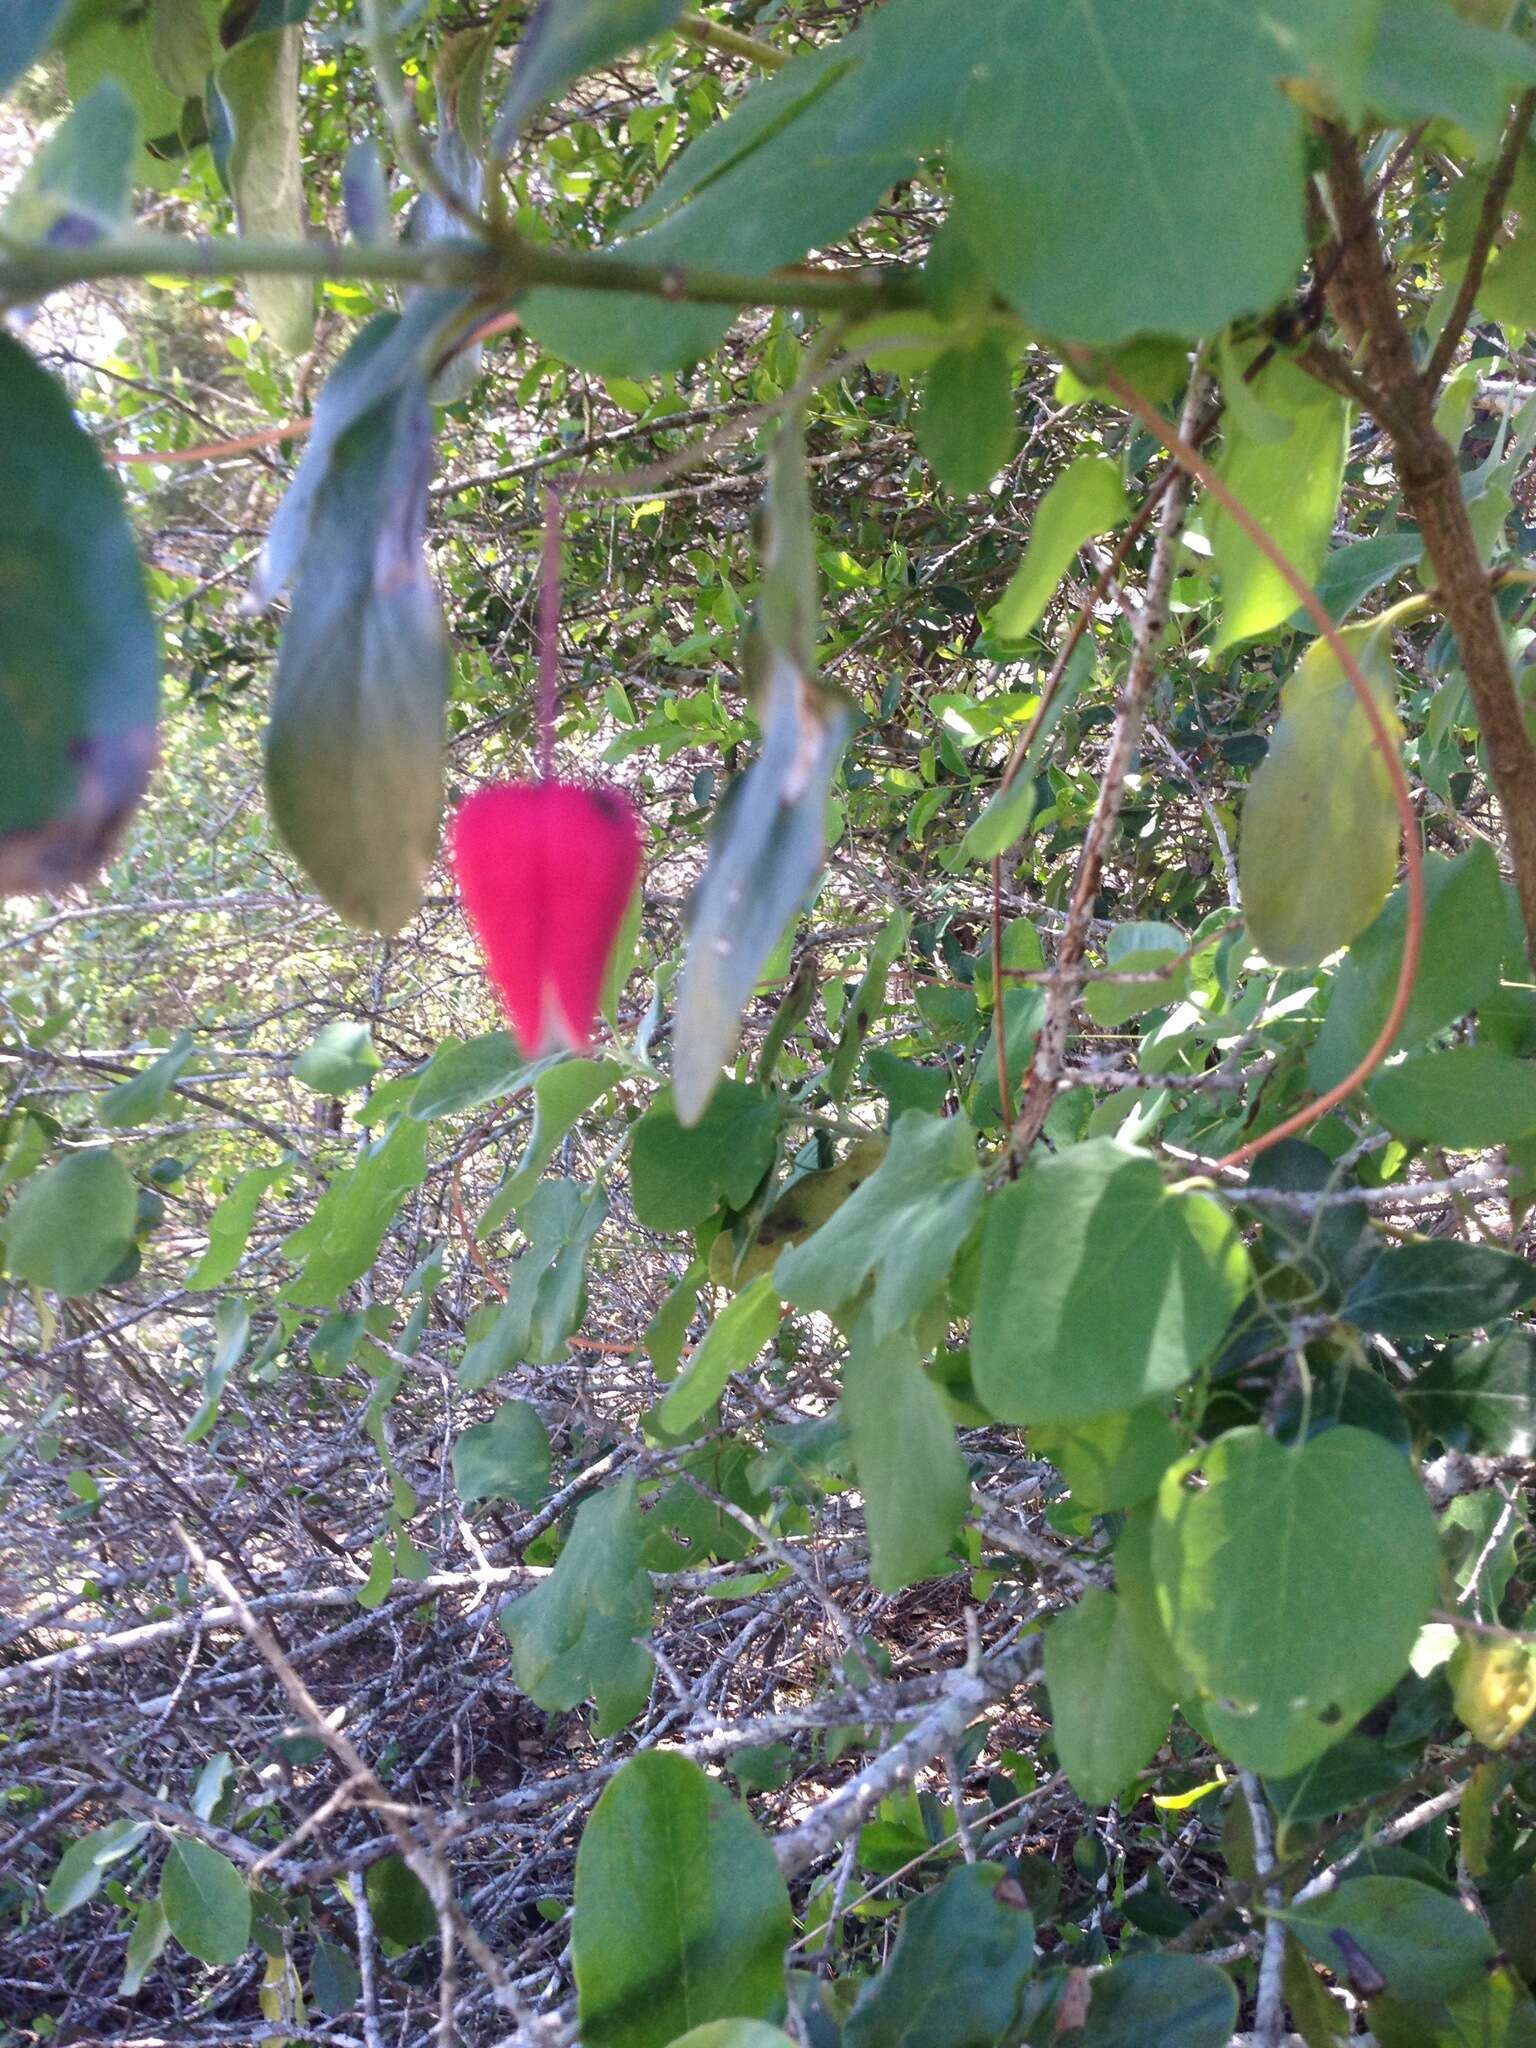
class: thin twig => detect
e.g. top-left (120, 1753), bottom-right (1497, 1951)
top-left (1007, 374), bottom-right (1206, 1157)
top-left (1425, 92), bottom-right (1536, 390)
top-left (1102, 366), bottom-right (1424, 1169)
top-left (1241, 1773), bottom-right (1286, 2048)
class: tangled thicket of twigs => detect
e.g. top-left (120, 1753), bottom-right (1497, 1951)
top-left (0, 899), bottom-right (1104, 2045)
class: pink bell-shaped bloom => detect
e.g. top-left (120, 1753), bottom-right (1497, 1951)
top-left (451, 781), bottom-right (642, 1057)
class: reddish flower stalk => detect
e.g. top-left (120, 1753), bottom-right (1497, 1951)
top-left (452, 488), bottom-right (643, 1056)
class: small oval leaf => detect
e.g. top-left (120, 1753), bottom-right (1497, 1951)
top-left (160, 1839), bottom-right (252, 1968)
top-left (1238, 624), bottom-right (1403, 968)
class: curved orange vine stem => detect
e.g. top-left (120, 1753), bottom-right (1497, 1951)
top-left (1102, 367), bottom-right (1423, 1172)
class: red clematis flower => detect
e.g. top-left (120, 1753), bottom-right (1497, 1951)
top-left (451, 781), bottom-right (642, 1057)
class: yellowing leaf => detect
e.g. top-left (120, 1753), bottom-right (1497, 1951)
top-left (1451, 1636), bottom-right (1536, 1750)
top-left (1238, 624), bottom-right (1403, 968)
top-left (711, 1133), bottom-right (888, 1286)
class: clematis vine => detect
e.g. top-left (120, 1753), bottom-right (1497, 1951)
top-left (451, 489), bottom-right (642, 1056)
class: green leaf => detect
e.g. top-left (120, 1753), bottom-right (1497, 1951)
top-left (776, 1112), bottom-right (982, 1341)
top-left (1069, 1954), bottom-right (1237, 2048)
top-left (827, 911), bottom-right (910, 1101)
top-left (500, 1476), bottom-right (654, 1733)
top-left (1210, 350), bottom-right (1348, 651)
top-left (190, 1752), bottom-right (234, 1822)
top-left (917, 331), bottom-right (1016, 497)
top-left (494, 0), bottom-right (687, 148)
top-left (257, 297), bottom-right (467, 603)
top-left (46, 1819), bottom-right (149, 1915)
top-left (1238, 623), bottom-right (1403, 968)
top-left (1310, 844), bottom-right (1506, 1092)
top-left (1256, 0), bottom-right (1383, 122)
top-left (265, 359), bottom-right (448, 936)
top-left (972, 1140), bottom-right (1248, 1425)
top-left (630, 1082), bottom-right (781, 1233)
top-left (62, 0), bottom-right (184, 183)
top-left (572, 1751), bottom-right (792, 2048)
top-left (283, 1117), bottom-right (428, 1307)
top-left (1033, 1403), bottom-right (1184, 1512)
top-left (160, 1840), bottom-right (252, 1967)
top-left (1044, 1588), bottom-right (1174, 1809)
top-left (948, 1), bottom-right (1309, 344)
top-left (119, 1896), bottom-right (170, 1997)
top-left (150, 0), bottom-right (214, 97)
top-left (1281, 1876), bottom-right (1494, 2009)
top-left (453, 1399), bottom-right (551, 1506)
top-left (309, 1939), bottom-right (362, 2016)
top-left (1406, 1330), bottom-right (1536, 1454)
top-left (1081, 922), bottom-right (1190, 1030)
top-left (970, 986), bottom-right (1046, 1129)
top-left (186, 1157), bottom-right (292, 1291)
top-left (293, 1019), bottom-right (381, 1096)
top-left (1265, 1733), bottom-right (1413, 1828)
top-left (643, 1266), bottom-right (705, 1388)
top-left (365, 1855), bottom-right (435, 1950)
top-left (356, 1534), bottom-right (394, 1610)
top-left (959, 777), bottom-right (1037, 864)
top-left (671, 648), bottom-right (850, 1123)
top-left (989, 455), bottom-right (1129, 646)
top-left (101, 1030), bottom-right (195, 1127)
top-left (1297, 529), bottom-right (1425, 633)
top-left (0, 331), bottom-right (158, 894)
top-left (844, 1863), bottom-right (1034, 2048)
top-left (642, 1441), bottom-right (767, 1571)
top-left (845, 1310), bottom-right (969, 1592)
top-left (1366, 0), bottom-right (1536, 155)
top-left (1381, 1966), bottom-right (1536, 2047)
top-left (1344, 1240), bottom-right (1536, 1338)
top-left (459, 1179), bottom-right (607, 1382)
top-left (1, 0), bottom-right (72, 95)
top-left (2, 78), bottom-right (138, 243)
top-left (407, 1031), bottom-right (524, 1121)
top-left (518, 11), bottom-right (946, 377)
top-left (184, 1297), bottom-right (251, 1445)
top-left (1152, 1425), bottom-right (1441, 1775)
top-left (478, 1058), bottom-right (621, 1230)
top-left (655, 1274), bottom-right (780, 1437)
top-left (1369, 1044), bottom-right (1536, 1148)
top-left (672, 418), bottom-right (851, 1121)
top-left (210, 27), bottom-right (314, 352)
top-left (5, 1147), bottom-right (137, 1298)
